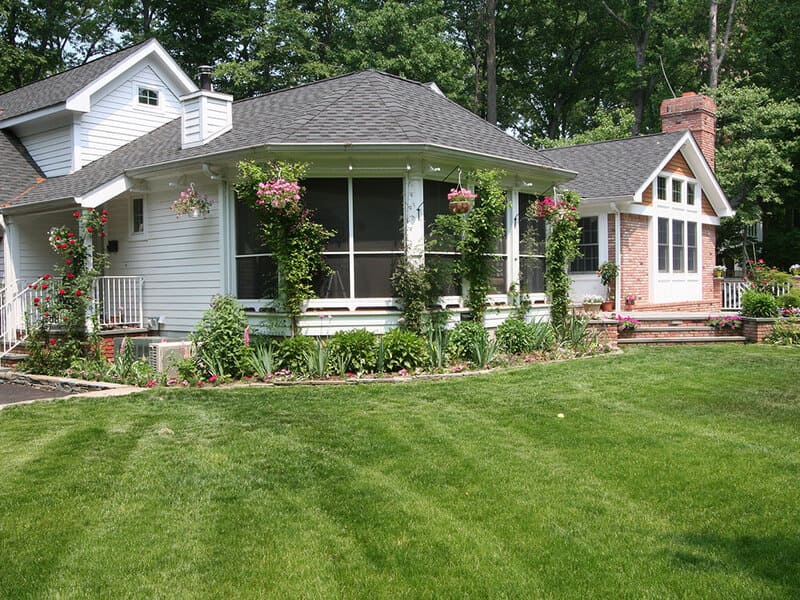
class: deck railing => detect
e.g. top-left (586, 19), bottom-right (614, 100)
top-left (92, 276), bottom-right (145, 329)
top-left (1, 278), bottom-right (44, 356)
top-left (722, 278), bottom-right (792, 311)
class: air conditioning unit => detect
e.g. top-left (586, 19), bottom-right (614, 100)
top-left (149, 340), bottom-right (194, 373)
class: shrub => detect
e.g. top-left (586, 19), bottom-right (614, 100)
top-left (559, 314), bottom-right (598, 353)
top-left (776, 290), bottom-right (800, 309)
top-left (529, 321), bottom-right (556, 351)
top-left (382, 328), bottom-right (428, 372)
top-left (275, 335), bottom-right (316, 375)
top-left (426, 326), bottom-right (450, 370)
top-left (249, 339), bottom-right (276, 378)
top-left (391, 259), bottom-right (437, 335)
top-left (192, 295), bottom-right (251, 377)
top-left (327, 329), bottom-right (377, 374)
top-left (496, 318), bottom-right (535, 355)
top-left (448, 320), bottom-right (488, 363)
top-left (741, 289), bottom-right (778, 318)
top-left (765, 318), bottom-right (800, 345)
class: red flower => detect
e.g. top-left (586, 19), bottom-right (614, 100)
top-left (100, 217), bottom-right (107, 223)
top-left (100, 232), bottom-right (106, 238)
top-left (67, 232), bottom-right (74, 238)
top-left (73, 211), bottom-right (80, 218)
top-left (63, 316), bottom-right (69, 322)
top-left (33, 297), bottom-right (40, 304)
top-left (69, 240), bottom-right (76, 245)
top-left (86, 226), bottom-right (94, 233)
top-left (49, 339), bottom-right (57, 345)
top-left (58, 289), bottom-right (66, 295)
top-left (43, 273), bottom-right (51, 280)
top-left (44, 312), bottom-right (50, 317)
top-left (101, 209), bottom-right (109, 216)
top-left (45, 296), bottom-right (50, 301)
top-left (41, 283), bottom-right (48, 290)
top-left (76, 289), bottom-right (83, 296)
top-left (65, 258), bottom-right (72, 265)
top-left (66, 273), bottom-right (74, 279)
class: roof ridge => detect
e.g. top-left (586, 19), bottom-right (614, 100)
top-left (540, 130), bottom-right (685, 152)
top-left (0, 39), bottom-right (152, 100)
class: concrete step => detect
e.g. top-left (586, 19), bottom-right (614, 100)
top-left (618, 336), bottom-right (746, 345)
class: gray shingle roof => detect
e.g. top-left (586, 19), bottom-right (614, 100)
top-left (540, 131), bottom-right (688, 199)
top-left (4, 70), bottom-right (564, 208)
top-left (0, 131), bottom-right (44, 201)
top-left (0, 41), bottom-right (149, 122)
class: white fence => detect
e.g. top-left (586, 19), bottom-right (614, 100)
top-left (722, 279), bottom-right (792, 311)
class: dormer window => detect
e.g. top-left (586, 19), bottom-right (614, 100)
top-left (138, 87), bottom-right (158, 106)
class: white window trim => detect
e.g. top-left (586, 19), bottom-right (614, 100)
top-left (653, 171), bottom-right (702, 211)
top-left (129, 196), bottom-right (148, 240)
top-left (133, 82), bottom-right (163, 113)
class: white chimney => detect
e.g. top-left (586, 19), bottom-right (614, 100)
top-left (181, 66), bottom-right (233, 149)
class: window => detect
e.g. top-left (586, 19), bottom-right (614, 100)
top-left (138, 87), bottom-right (158, 106)
top-left (659, 218), bottom-right (699, 274)
top-left (570, 216), bottom-right (599, 273)
top-left (131, 198), bottom-right (144, 234)
top-left (687, 222), bottom-right (697, 272)
top-left (672, 180), bottom-right (682, 203)
top-left (518, 193), bottom-right (546, 294)
top-left (672, 219), bottom-right (684, 271)
top-left (658, 218), bottom-right (669, 273)
top-left (656, 176), bottom-right (668, 201)
top-left (235, 178), bottom-right (404, 301)
top-left (686, 182), bottom-right (696, 206)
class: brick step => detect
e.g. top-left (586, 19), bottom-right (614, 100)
top-left (618, 336), bottom-right (746, 345)
top-left (0, 353), bottom-right (28, 368)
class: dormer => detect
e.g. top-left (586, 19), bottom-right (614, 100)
top-left (180, 66), bottom-right (233, 149)
top-left (0, 39), bottom-right (197, 176)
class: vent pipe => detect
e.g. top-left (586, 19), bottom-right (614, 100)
top-left (198, 65), bottom-right (213, 91)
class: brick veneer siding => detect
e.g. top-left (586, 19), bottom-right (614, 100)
top-left (620, 213), bottom-right (650, 305)
top-left (703, 224), bottom-right (719, 306)
top-left (660, 93), bottom-right (716, 169)
top-left (608, 213), bottom-right (617, 263)
top-left (663, 152), bottom-right (694, 178)
top-left (741, 318), bottom-right (775, 343)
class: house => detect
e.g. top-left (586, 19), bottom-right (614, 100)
top-left (1, 39), bottom-right (579, 349)
top-left (542, 92), bottom-right (734, 312)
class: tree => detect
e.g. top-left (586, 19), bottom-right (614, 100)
top-left (707, 0), bottom-right (737, 88)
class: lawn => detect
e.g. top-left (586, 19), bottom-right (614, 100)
top-left (1, 345), bottom-right (798, 598)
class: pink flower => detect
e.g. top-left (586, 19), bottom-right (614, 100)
top-left (244, 326), bottom-right (251, 346)
top-left (209, 375), bottom-right (218, 383)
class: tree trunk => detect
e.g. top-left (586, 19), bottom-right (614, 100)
top-left (708, 0), bottom-right (737, 89)
top-left (485, 0), bottom-right (497, 124)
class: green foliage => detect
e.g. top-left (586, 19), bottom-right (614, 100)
top-left (425, 326), bottom-right (450, 370)
top-left (249, 339), bottom-right (276, 378)
top-left (597, 261), bottom-right (619, 291)
top-left (381, 328), bottom-right (428, 372)
top-left (191, 295), bottom-right (251, 378)
top-left (429, 169), bottom-right (508, 319)
top-left (533, 191), bottom-right (582, 334)
top-left (275, 335), bottom-right (315, 375)
top-left (741, 289), bottom-right (778, 318)
top-left (558, 314), bottom-right (598, 353)
top-left (235, 160), bottom-right (334, 333)
top-left (303, 339), bottom-right (330, 379)
top-left (777, 291), bottom-right (800, 310)
top-left (447, 320), bottom-right (488, 364)
top-left (496, 318), bottom-right (535, 355)
top-left (327, 329), bottom-right (377, 374)
top-left (391, 258), bottom-right (438, 335)
top-left (764, 318), bottom-right (800, 346)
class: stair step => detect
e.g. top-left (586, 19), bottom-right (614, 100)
top-left (636, 326), bottom-right (718, 332)
top-left (618, 336), bottom-right (746, 345)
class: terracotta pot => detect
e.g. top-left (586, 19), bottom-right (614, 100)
top-left (600, 300), bottom-right (613, 311)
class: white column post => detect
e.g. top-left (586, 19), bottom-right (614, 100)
top-left (404, 175), bottom-right (425, 266)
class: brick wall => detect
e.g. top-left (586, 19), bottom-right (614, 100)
top-left (620, 213), bottom-right (650, 304)
top-left (702, 224), bottom-right (719, 306)
top-left (607, 213), bottom-right (617, 263)
top-left (660, 92), bottom-right (716, 170)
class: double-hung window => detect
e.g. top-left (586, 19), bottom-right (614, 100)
top-left (657, 218), bottom-right (698, 274)
top-left (569, 216), bottom-right (599, 273)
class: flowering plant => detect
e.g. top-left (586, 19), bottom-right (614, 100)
top-left (790, 264), bottom-right (800, 276)
top-left (257, 178), bottom-right (302, 211)
top-left (625, 294), bottom-right (636, 305)
top-left (745, 258), bottom-right (791, 292)
top-left (533, 195), bottom-right (578, 222)
top-left (706, 315), bottom-right (742, 330)
top-left (617, 316), bottom-right (639, 331)
top-left (713, 265), bottom-right (726, 277)
top-left (583, 294), bottom-right (604, 304)
top-left (447, 186), bottom-right (477, 214)
top-left (171, 184), bottom-right (213, 217)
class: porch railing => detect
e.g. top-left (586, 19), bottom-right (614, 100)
top-left (722, 278), bottom-right (792, 311)
top-left (1, 276), bottom-right (144, 359)
top-left (92, 276), bottom-right (145, 329)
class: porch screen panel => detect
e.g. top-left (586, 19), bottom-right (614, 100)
top-left (519, 193), bottom-right (546, 293)
top-left (235, 197), bottom-right (277, 298)
top-left (303, 179), bottom-right (350, 298)
top-left (424, 179), bottom-right (461, 296)
top-left (352, 178), bottom-right (403, 298)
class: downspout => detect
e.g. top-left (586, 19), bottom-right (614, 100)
top-left (610, 202), bottom-right (622, 313)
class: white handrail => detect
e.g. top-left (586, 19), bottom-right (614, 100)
top-left (1, 278), bottom-right (44, 356)
top-left (722, 278), bottom-right (792, 311)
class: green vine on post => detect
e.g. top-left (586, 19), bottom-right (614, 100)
top-left (235, 160), bottom-right (333, 335)
top-left (532, 191), bottom-right (581, 335)
top-left (430, 169), bottom-right (508, 321)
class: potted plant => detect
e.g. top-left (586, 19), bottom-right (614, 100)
top-left (582, 294), bottom-right (604, 311)
top-left (713, 265), bottom-right (726, 278)
top-left (790, 263), bottom-right (800, 277)
top-left (447, 186), bottom-right (477, 214)
top-left (171, 183), bottom-right (213, 218)
top-left (624, 294), bottom-right (637, 309)
top-left (597, 261), bottom-right (618, 307)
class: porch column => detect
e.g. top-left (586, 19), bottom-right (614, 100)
top-left (1, 215), bottom-right (20, 297)
top-left (81, 209), bottom-right (96, 333)
top-left (404, 175), bottom-right (425, 266)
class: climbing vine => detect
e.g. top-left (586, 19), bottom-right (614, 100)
top-left (235, 160), bottom-right (333, 334)
top-left (531, 190), bottom-right (581, 334)
top-left (430, 169), bottom-right (508, 321)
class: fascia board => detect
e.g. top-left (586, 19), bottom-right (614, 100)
top-left (75, 175), bottom-right (132, 208)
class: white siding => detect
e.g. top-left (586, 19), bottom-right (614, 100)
top-left (15, 211), bottom-right (75, 283)
top-left (103, 184), bottom-right (223, 334)
top-left (19, 126), bottom-right (72, 176)
top-left (181, 91), bottom-right (232, 148)
top-left (80, 64), bottom-right (182, 167)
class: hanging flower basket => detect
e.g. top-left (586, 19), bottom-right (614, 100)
top-left (171, 184), bottom-right (213, 218)
top-left (448, 187), bottom-right (477, 214)
top-left (256, 178), bottom-right (302, 212)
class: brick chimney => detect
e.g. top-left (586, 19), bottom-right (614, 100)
top-left (660, 92), bottom-right (716, 170)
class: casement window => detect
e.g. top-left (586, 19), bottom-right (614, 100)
top-left (655, 173), bottom-right (700, 207)
top-left (235, 178), bottom-right (403, 301)
top-left (569, 216), bottom-right (599, 273)
top-left (656, 176), bottom-right (668, 201)
top-left (518, 193), bottom-right (546, 294)
top-left (658, 217), bottom-right (697, 274)
top-left (138, 87), bottom-right (159, 106)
